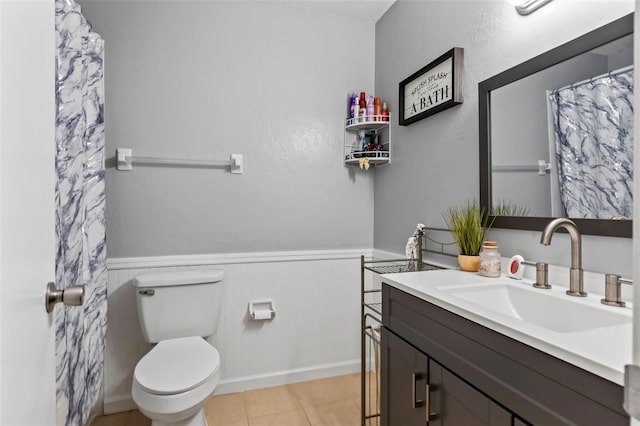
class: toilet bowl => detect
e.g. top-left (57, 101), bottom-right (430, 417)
top-left (131, 270), bottom-right (224, 425)
top-left (132, 336), bottom-right (220, 426)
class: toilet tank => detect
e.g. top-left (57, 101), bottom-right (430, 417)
top-left (134, 269), bottom-right (224, 343)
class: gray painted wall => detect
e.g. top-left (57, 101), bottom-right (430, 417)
top-left (81, 1), bottom-right (376, 258)
top-left (374, 0), bottom-right (634, 277)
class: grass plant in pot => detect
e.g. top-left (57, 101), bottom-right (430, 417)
top-left (444, 199), bottom-right (493, 272)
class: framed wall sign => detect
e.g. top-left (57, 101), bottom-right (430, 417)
top-left (399, 47), bottom-right (464, 126)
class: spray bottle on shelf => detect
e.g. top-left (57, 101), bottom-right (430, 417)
top-left (348, 92), bottom-right (357, 121)
top-left (358, 105), bottom-right (367, 123)
top-left (353, 103), bottom-right (360, 125)
top-left (382, 102), bottom-right (389, 122)
top-left (367, 96), bottom-right (374, 122)
top-left (374, 97), bottom-right (381, 120)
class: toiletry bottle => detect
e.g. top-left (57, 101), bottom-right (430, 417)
top-left (382, 102), bottom-right (389, 122)
top-left (349, 92), bottom-right (357, 120)
top-left (359, 105), bottom-right (367, 123)
top-left (374, 97), bottom-right (381, 120)
top-left (353, 103), bottom-right (360, 125)
top-left (359, 93), bottom-right (367, 123)
top-left (479, 241), bottom-right (501, 278)
top-left (354, 130), bottom-right (365, 153)
top-left (367, 96), bottom-right (374, 122)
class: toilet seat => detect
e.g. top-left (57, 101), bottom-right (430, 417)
top-left (134, 336), bottom-right (220, 395)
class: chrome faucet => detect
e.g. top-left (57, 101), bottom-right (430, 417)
top-left (540, 218), bottom-right (586, 297)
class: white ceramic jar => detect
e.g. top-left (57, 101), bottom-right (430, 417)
top-left (479, 241), bottom-right (501, 278)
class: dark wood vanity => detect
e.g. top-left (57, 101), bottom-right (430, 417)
top-left (379, 10), bottom-right (634, 426)
top-left (380, 283), bottom-right (627, 426)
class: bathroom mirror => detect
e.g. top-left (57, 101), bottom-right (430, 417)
top-left (479, 13), bottom-right (633, 238)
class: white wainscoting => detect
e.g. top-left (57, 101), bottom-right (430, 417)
top-left (103, 249), bottom-right (371, 414)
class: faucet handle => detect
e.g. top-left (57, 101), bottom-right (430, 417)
top-left (533, 262), bottom-right (551, 289)
top-left (601, 274), bottom-right (632, 307)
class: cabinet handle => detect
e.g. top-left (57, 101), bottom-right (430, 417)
top-left (425, 384), bottom-right (439, 422)
top-left (411, 373), bottom-right (424, 408)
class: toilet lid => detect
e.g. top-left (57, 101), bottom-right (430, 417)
top-left (134, 336), bottom-right (220, 395)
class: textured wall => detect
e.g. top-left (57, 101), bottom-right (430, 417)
top-left (103, 252), bottom-right (363, 414)
top-left (80, 1), bottom-right (375, 258)
top-left (374, 0), bottom-right (634, 277)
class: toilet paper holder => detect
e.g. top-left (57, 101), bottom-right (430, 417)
top-left (248, 299), bottom-right (275, 320)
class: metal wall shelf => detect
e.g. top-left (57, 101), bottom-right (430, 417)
top-left (344, 115), bottom-right (391, 169)
top-left (344, 150), bottom-right (390, 166)
top-left (345, 117), bottom-right (390, 132)
top-left (360, 228), bottom-right (447, 425)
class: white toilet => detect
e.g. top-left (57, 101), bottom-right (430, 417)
top-left (131, 269), bottom-right (224, 426)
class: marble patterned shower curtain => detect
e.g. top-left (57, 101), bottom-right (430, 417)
top-left (55, 0), bottom-right (107, 424)
top-left (548, 69), bottom-right (633, 219)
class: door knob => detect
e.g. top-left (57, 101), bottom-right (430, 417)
top-left (45, 282), bottom-right (84, 313)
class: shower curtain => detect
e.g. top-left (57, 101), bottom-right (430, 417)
top-left (548, 68), bottom-right (633, 219)
top-left (55, 0), bottom-right (107, 424)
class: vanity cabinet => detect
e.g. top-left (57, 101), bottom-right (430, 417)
top-left (429, 358), bottom-right (513, 426)
top-left (381, 283), bottom-right (628, 426)
top-left (383, 330), bottom-right (513, 426)
top-left (384, 330), bottom-right (428, 425)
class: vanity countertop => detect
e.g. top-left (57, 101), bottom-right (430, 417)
top-left (381, 269), bottom-right (632, 385)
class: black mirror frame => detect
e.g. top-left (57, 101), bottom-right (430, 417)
top-left (479, 13), bottom-right (633, 238)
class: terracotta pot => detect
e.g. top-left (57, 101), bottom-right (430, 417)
top-left (458, 254), bottom-right (480, 272)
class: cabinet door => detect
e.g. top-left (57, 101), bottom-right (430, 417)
top-left (429, 359), bottom-right (511, 426)
top-left (381, 329), bottom-right (429, 426)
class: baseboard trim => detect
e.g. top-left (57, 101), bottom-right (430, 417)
top-left (215, 359), bottom-right (361, 395)
top-left (103, 394), bottom-right (138, 416)
top-left (103, 359), bottom-right (361, 415)
top-left (107, 249), bottom-right (374, 270)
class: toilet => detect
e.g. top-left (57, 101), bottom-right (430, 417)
top-left (131, 269), bottom-right (224, 426)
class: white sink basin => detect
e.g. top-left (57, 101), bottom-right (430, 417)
top-left (438, 281), bottom-right (631, 333)
top-left (381, 269), bottom-right (632, 384)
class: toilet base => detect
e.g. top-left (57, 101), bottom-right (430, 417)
top-left (148, 406), bottom-right (207, 426)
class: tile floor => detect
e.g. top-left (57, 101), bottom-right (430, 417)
top-left (91, 373), bottom-right (366, 426)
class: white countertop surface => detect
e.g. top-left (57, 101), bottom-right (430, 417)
top-left (380, 269), bottom-right (632, 385)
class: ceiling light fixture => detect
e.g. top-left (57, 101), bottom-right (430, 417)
top-left (507, 0), bottom-right (553, 15)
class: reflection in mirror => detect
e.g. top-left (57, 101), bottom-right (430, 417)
top-left (491, 35), bottom-right (633, 219)
top-left (479, 13), bottom-right (633, 237)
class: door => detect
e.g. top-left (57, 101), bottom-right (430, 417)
top-left (0, 0), bottom-right (57, 424)
top-left (428, 359), bottom-right (511, 426)
top-left (381, 328), bottom-right (514, 426)
top-left (381, 329), bottom-right (429, 426)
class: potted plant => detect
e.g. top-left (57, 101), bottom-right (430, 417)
top-left (443, 199), bottom-right (494, 272)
